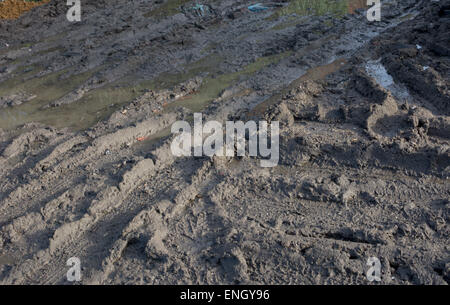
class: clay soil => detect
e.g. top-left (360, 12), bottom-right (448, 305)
top-left (0, 0), bottom-right (448, 285)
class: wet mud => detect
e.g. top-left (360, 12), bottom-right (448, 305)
top-left (0, 0), bottom-right (448, 284)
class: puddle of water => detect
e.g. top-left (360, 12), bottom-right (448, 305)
top-left (165, 51), bottom-right (291, 113)
top-left (251, 58), bottom-right (347, 115)
top-left (150, 54), bottom-right (224, 90)
top-left (296, 58), bottom-right (347, 83)
top-left (0, 53), bottom-right (225, 132)
top-left (133, 125), bottom-right (173, 152)
top-left (130, 53), bottom-right (289, 148)
top-left (365, 60), bottom-right (394, 88)
top-left (37, 82), bottom-right (144, 131)
top-left (0, 67), bottom-right (101, 131)
top-left (399, 13), bottom-right (414, 21)
top-left (365, 59), bottom-right (410, 100)
top-left (0, 50), bottom-right (286, 132)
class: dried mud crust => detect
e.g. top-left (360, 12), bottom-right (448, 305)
top-left (0, 0), bottom-right (449, 284)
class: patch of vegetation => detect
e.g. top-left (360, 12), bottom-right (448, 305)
top-left (272, 0), bottom-right (351, 18)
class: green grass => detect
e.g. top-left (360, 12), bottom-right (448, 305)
top-left (0, 67), bottom-right (101, 131)
top-left (0, 49), bottom-right (291, 131)
top-left (273, 0), bottom-right (350, 18)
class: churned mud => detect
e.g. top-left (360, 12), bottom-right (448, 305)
top-left (0, 0), bottom-right (448, 284)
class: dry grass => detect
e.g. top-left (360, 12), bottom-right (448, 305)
top-left (0, 0), bottom-right (50, 20)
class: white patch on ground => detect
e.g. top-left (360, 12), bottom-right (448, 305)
top-left (365, 59), bottom-right (410, 100)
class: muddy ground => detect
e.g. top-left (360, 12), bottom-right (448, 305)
top-left (0, 0), bottom-right (448, 284)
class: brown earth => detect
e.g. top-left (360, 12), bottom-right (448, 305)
top-left (0, 0), bottom-right (50, 20)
